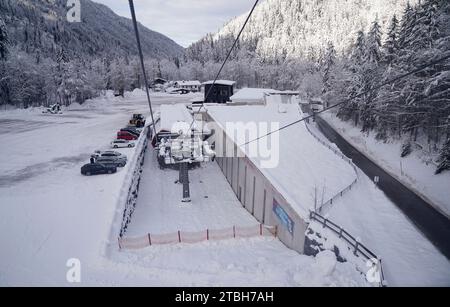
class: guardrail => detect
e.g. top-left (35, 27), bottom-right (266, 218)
top-left (119, 224), bottom-right (278, 250)
top-left (303, 117), bottom-right (359, 213)
top-left (310, 211), bottom-right (387, 287)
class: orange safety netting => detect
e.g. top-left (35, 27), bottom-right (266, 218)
top-left (119, 224), bottom-right (277, 250)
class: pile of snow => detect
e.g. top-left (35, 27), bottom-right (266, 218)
top-left (160, 104), bottom-right (199, 134)
top-left (110, 237), bottom-right (369, 287)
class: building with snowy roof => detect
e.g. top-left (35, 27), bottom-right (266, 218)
top-left (174, 80), bottom-right (202, 92)
top-left (230, 88), bottom-right (300, 105)
top-left (198, 101), bottom-right (356, 254)
top-left (202, 80), bottom-right (236, 104)
top-left (230, 88), bottom-right (274, 105)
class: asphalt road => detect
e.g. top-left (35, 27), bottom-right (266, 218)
top-left (315, 115), bottom-right (450, 260)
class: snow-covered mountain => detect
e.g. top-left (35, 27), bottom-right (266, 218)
top-left (0, 0), bottom-right (184, 60)
top-left (186, 0), bottom-right (416, 62)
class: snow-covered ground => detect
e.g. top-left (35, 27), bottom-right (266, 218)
top-left (321, 112), bottom-right (450, 218)
top-left (126, 151), bottom-right (256, 236)
top-left (0, 91), bottom-right (368, 286)
top-left (307, 122), bottom-right (450, 286)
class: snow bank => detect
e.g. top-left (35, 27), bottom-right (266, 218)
top-left (321, 112), bottom-right (450, 218)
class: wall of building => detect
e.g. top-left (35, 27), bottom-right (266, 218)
top-left (210, 117), bottom-right (307, 254)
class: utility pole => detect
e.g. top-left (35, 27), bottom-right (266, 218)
top-left (128, 0), bottom-right (157, 136)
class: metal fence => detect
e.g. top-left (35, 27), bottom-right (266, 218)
top-left (310, 211), bottom-right (387, 287)
top-left (304, 120), bottom-right (359, 213)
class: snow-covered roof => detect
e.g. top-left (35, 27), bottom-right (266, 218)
top-left (175, 80), bottom-right (202, 87)
top-left (202, 80), bottom-right (236, 86)
top-left (267, 90), bottom-right (300, 96)
top-left (230, 88), bottom-right (274, 103)
top-left (160, 104), bottom-right (199, 134)
top-left (206, 103), bottom-right (356, 219)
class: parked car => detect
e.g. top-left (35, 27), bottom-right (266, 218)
top-left (96, 156), bottom-right (126, 167)
top-left (169, 88), bottom-right (190, 95)
top-left (81, 163), bottom-right (117, 176)
top-left (111, 139), bottom-right (135, 149)
top-left (117, 131), bottom-right (138, 141)
top-left (94, 151), bottom-right (127, 165)
top-left (120, 127), bottom-right (140, 137)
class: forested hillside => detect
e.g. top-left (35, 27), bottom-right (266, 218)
top-left (0, 0), bottom-right (183, 107)
top-left (327, 0), bottom-right (450, 174)
top-left (182, 0), bottom-right (415, 90)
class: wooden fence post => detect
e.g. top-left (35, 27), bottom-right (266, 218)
top-left (148, 233), bottom-right (152, 246)
top-left (207, 229), bottom-right (209, 241)
top-left (233, 226), bottom-right (236, 238)
top-left (354, 238), bottom-right (360, 256)
top-left (178, 230), bottom-right (181, 243)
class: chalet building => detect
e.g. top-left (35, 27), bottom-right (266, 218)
top-left (230, 88), bottom-right (300, 105)
top-left (202, 80), bottom-right (236, 104)
top-left (174, 80), bottom-right (202, 92)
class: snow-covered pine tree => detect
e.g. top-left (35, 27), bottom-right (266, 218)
top-left (359, 19), bottom-right (384, 133)
top-left (383, 15), bottom-right (400, 65)
top-left (436, 137), bottom-right (450, 174)
top-left (366, 19), bottom-right (383, 64)
top-left (321, 41), bottom-right (337, 107)
top-left (337, 30), bottom-right (367, 124)
top-left (0, 18), bottom-right (8, 60)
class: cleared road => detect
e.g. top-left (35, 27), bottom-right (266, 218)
top-left (316, 115), bottom-right (450, 260)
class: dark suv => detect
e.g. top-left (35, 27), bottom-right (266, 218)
top-left (81, 163), bottom-right (117, 176)
top-left (96, 156), bottom-right (126, 167)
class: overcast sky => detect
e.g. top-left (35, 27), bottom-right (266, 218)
top-left (94, 0), bottom-right (254, 48)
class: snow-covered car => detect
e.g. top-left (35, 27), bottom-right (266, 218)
top-left (81, 163), bottom-right (117, 176)
top-left (42, 104), bottom-right (63, 114)
top-left (96, 156), bottom-right (126, 167)
top-left (111, 139), bottom-right (135, 149)
top-left (94, 151), bottom-right (127, 165)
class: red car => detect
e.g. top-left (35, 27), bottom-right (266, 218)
top-left (117, 131), bottom-right (138, 141)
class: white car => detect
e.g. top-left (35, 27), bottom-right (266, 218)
top-left (111, 139), bottom-right (135, 149)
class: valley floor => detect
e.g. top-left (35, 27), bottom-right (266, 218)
top-left (0, 91), bottom-right (367, 286)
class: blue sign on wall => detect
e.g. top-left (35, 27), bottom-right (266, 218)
top-left (273, 199), bottom-right (294, 234)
